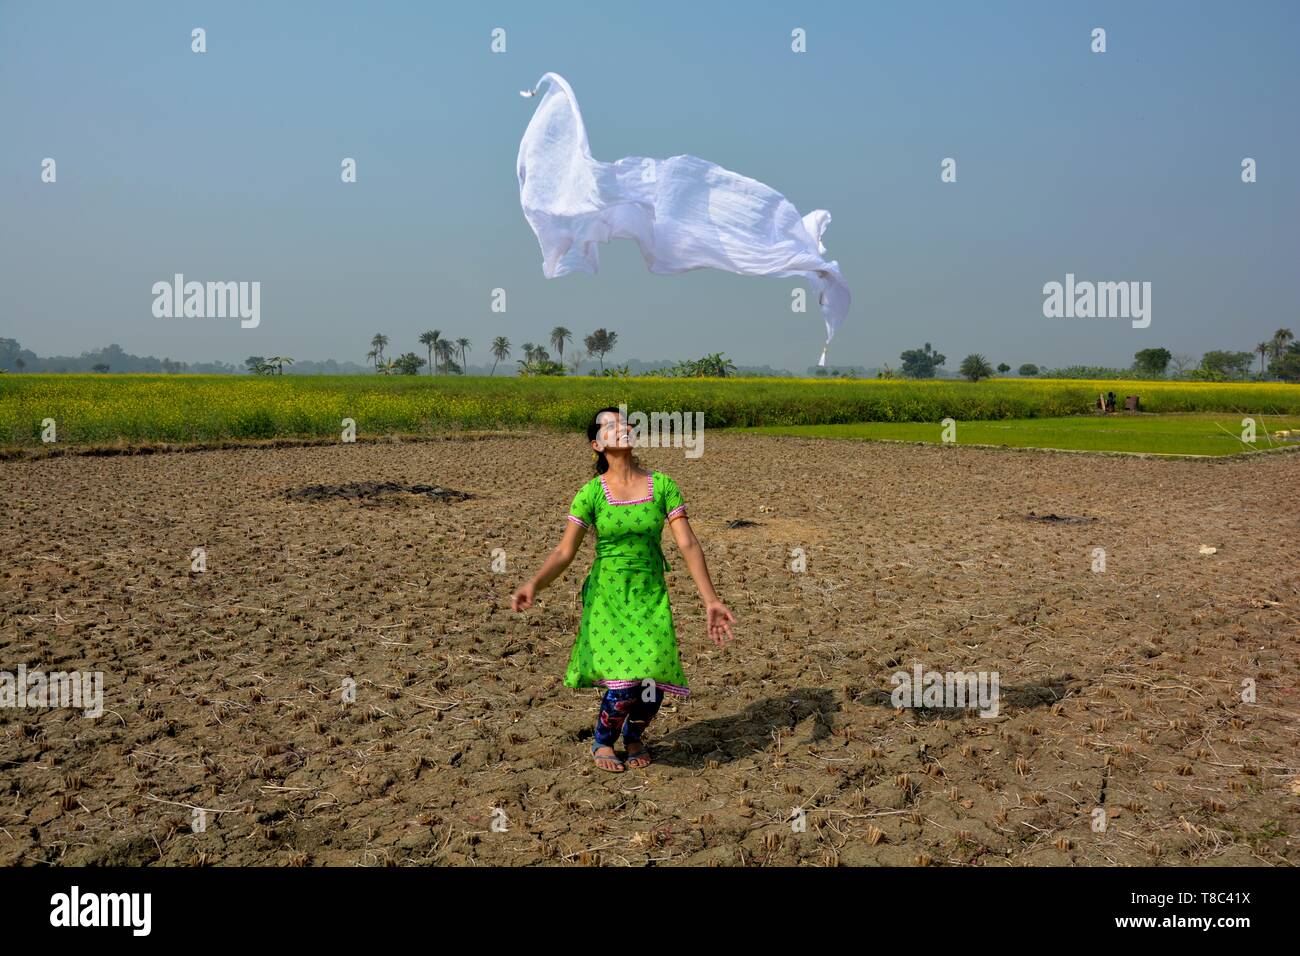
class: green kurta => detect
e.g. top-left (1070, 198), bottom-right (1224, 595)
top-left (563, 470), bottom-right (691, 697)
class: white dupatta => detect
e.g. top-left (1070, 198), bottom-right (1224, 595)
top-left (518, 73), bottom-right (850, 366)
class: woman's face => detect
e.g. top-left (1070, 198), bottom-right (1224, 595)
top-left (593, 411), bottom-right (634, 450)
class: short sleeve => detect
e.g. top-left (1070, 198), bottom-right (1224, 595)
top-left (567, 480), bottom-right (596, 530)
top-left (660, 473), bottom-right (687, 521)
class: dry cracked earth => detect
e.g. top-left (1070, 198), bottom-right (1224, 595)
top-left (2, 433), bottom-right (1297, 866)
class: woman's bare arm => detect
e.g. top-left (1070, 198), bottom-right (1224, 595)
top-left (667, 514), bottom-right (718, 603)
top-left (668, 513), bottom-right (734, 646)
top-left (511, 521), bottom-right (585, 611)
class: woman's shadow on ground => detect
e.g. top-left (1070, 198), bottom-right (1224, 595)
top-left (648, 688), bottom-right (838, 769)
top-left (644, 679), bottom-right (1071, 769)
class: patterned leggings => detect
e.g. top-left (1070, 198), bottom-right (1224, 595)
top-left (593, 683), bottom-right (665, 748)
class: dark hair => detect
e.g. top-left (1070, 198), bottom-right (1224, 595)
top-left (587, 406), bottom-right (641, 476)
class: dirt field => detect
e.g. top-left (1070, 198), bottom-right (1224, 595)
top-left (2, 434), bottom-right (1297, 866)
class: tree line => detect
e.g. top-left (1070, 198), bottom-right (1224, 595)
top-left (5, 328), bottom-right (1298, 381)
top-left (359, 328), bottom-right (621, 376)
top-left (884, 329), bottom-right (1298, 382)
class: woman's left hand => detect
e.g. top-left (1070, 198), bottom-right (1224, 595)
top-left (705, 600), bottom-right (735, 648)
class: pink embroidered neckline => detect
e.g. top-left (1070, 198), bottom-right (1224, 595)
top-left (599, 471), bottom-right (654, 505)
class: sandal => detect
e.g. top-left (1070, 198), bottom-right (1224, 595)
top-left (624, 740), bottom-right (652, 769)
top-left (591, 742), bottom-right (625, 772)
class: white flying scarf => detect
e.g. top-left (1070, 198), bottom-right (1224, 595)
top-left (517, 73), bottom-right (850, 366)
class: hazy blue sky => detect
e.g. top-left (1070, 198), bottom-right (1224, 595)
top-left (2, 0), bottom-right (1297, 372)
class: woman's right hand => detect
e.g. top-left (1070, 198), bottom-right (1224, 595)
top-left (511, 581), bottom-right (536, 612)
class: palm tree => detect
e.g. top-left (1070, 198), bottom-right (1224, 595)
top-left (435, 339), bottom-right (456, 374)
top-left (265, 356), bottom-right (294, 375)
top-left (1257, 342), bottom-right (1272, 376)
top-left (369, 334), bottom-right (388, 370)
top-left (521, 342), bottom-right (537, 365)
top-left (456, 338), bottom-right (471, 373)
top-left (490, 337), bottom-right (510, 376)
top-left (376, 358), bottom-right (398, 375)
top-left (959, 353), bottom-right (994, 382)
top-left (419, 331), bottom-right (438, 376)
top-left (550, 326), bottom-right (572, 364)
top-left (584, 329), bottom-right (617, 371)
top-left (1272, 329), bottom-right (1295, 364)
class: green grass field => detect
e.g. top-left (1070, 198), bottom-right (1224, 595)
top-left (745, 413), bottom-right (1300, 456)
top-left (1, 374), bottom-right (1297, 452)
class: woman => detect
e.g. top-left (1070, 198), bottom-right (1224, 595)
top-left (511, 406), bottom-right (735, 772)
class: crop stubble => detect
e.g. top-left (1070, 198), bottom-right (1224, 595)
top-left (1, 434), bottom-right (1296, 866)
